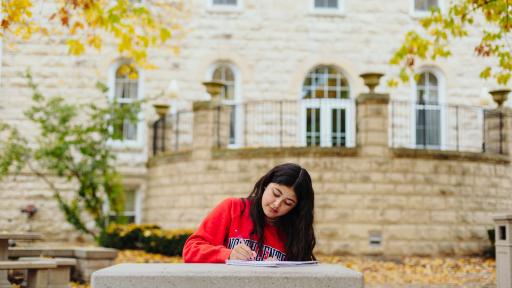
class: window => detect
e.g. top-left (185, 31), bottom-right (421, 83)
top-left (212, 65), bottom-right (235, 101)
top-left (303, 65), bottom-right (349, 99)
top-left (414, 0), bottom-right (439, 12)
top-left (109, 188), bottom-right (138, 224)
top-left (111, 62), bottom-right (141, 142)
top-left (314, 0), bottom-right (338, 9)
top-left (312, 0), bottom-right (344, 14)
top-left (415, 71), bottom-right (441, 148)
top-left (301, 65), bottom-right (354, 147)
top-left (212, 0), bottom-right (237, 5)
top-left (211, 63), bottom-right (242, 147)
top-left (306, 108), bottom-right (321, 146)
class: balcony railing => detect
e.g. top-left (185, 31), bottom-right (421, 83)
top-left (483, 109), bottom-right (510, 154)
top-left (152, 99), bottom-right (356, 154)
top-left (390, 100), bottom-right (509, 154)
top-left (152, 100), bottom-right (510, 156)
top-left (152, 109), bottom-right (194, 155)
top-left (212, 99), bottom-right (356, 149)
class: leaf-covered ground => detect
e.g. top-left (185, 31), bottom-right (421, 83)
top-left (317, 255), bottom-right (495, 287)
top-left (65, 250), bottom-right (495, 288)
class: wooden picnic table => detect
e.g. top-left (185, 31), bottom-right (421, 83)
top-left (0, 232), bottom-right (42, 288)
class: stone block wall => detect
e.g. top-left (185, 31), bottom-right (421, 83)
top-left (1, 0), bottom-right (511, 251)
top-left (144, 94), bottom-right (512, 256)
top-left (0, 174), bottom-right (83, 241)
top-left (146, 146), bottom-right (512, 256)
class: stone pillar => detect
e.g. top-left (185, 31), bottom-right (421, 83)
top-left (191, 101), bottom-right (231, 159)
top-left (506, 108), bottom-right (512, 157)
top-left (484, 107), bottom-right (512, 156)
top-left (494, 214), bottom-right (512, 288)
top-left (356, 93), bottom-right (390, 157)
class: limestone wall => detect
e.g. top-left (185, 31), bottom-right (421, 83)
top-left (143, 96), bottom-right (512, 257)
top-left (0, 173), bottom-right (82, 241)
top-left (1, 0), bottom-right (511, 250)
top-left (145, 147), bottom-right (512, 256)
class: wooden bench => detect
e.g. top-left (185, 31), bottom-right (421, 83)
top-left (0, 260), bottom-right (57, 288)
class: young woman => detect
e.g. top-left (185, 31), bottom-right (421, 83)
top-left (183, 163), bottom-right (316, 263)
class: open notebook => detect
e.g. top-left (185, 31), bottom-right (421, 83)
top-left (225, 260), bottom-right (318, 267)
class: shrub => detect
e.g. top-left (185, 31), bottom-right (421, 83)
top-left (99, 223), bottom-right (193, 256)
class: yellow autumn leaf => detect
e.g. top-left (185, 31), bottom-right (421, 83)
top-left (70, 22), bottom-right (84, 35)
top-left (87, 34), bottom-right (102, 50)
top-left (3, 0), bottom-right (185, 67)
top-left (128, 71), bottom-right (139, 80)
top-left (67, 39), bottom-right (85, 55)
top-left (116, 64), bottom-right (132, 77)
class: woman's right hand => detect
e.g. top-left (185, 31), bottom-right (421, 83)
top-left (229, 243), bottom-right (257, 260)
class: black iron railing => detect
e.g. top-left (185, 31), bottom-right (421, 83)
top-left (483, 109), bottom-right (511, 154)
top-left (152, 100), bottom-right (509, 155)
top-left (213, 99), bottom-right (356, 148)
top-left (390, 100), bottom-right (509, 154)
top-left (152, 109), bottom-right (194, 155)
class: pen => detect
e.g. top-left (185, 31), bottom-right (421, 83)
top-left (234, 229), bottom-right (255, 260)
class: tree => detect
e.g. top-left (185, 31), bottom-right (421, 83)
top-left (0, 71), bottom-right (142, 241)
top-left (390, 0), bottom-right (512, 86)
top-left (1, 0), bottom-right (184, 67)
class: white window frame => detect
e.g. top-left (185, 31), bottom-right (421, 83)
top-left (299, 65), bottom-right (355, 148)
top-left (107, 59), bottom-right (145, 148)
top-left (207, 0), bottom-right (243, 11)
top-left (410, 0), bottom-right (445, 18)
top-left (311, 0), bottom-right (345, 15)
top-left (206, 62), bottom-right (244, 148)
top-left (409, 67), bottom-right (446, 150)
top-left (105, 186), bottom-right (142, 225)
top-left (300, 98), bottom-right (355, 147)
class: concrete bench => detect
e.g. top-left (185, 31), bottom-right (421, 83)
top-left (20, 257), bottom-right (77, 288)
top-left (0, 260), bottom-right (57, 288)
top-left (92, 263), bottom-right (364, 288)
top-left (9, 247), bottom-right (117, 282)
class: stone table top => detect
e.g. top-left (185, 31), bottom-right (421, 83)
top-left (0, 232), bottom-right (43, 240)
top-left (92, 263), bottom-right (364, 288)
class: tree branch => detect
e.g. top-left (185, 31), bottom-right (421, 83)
top-left (27, 161), bottom-right (94, 236)
top-left (462, 0), bottom-right (498, 20)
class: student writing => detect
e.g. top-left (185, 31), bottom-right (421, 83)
top-left (182, 163), bottom-right (316, 263)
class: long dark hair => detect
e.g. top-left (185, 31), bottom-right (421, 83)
top-left (246, 163), bottom-right (316, 261)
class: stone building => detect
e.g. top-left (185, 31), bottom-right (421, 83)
top-left (0, 0), bottom-right (511, 255)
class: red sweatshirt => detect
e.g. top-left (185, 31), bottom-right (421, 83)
top-left (182, 197), bottom-right (287, 263)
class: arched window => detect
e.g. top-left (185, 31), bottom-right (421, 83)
top-left (110, 61), bottom-right (142, 143)
top-left (415, 71), bottom-right (442, 148)
top-left (301, 65), bottom-right (354, 147)
top-left (212, 65), bottom-right (235, 101)
top-left (210, 63), bottom-right (241, 146)
top-left (417, 72), bottom-right (438, 104)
